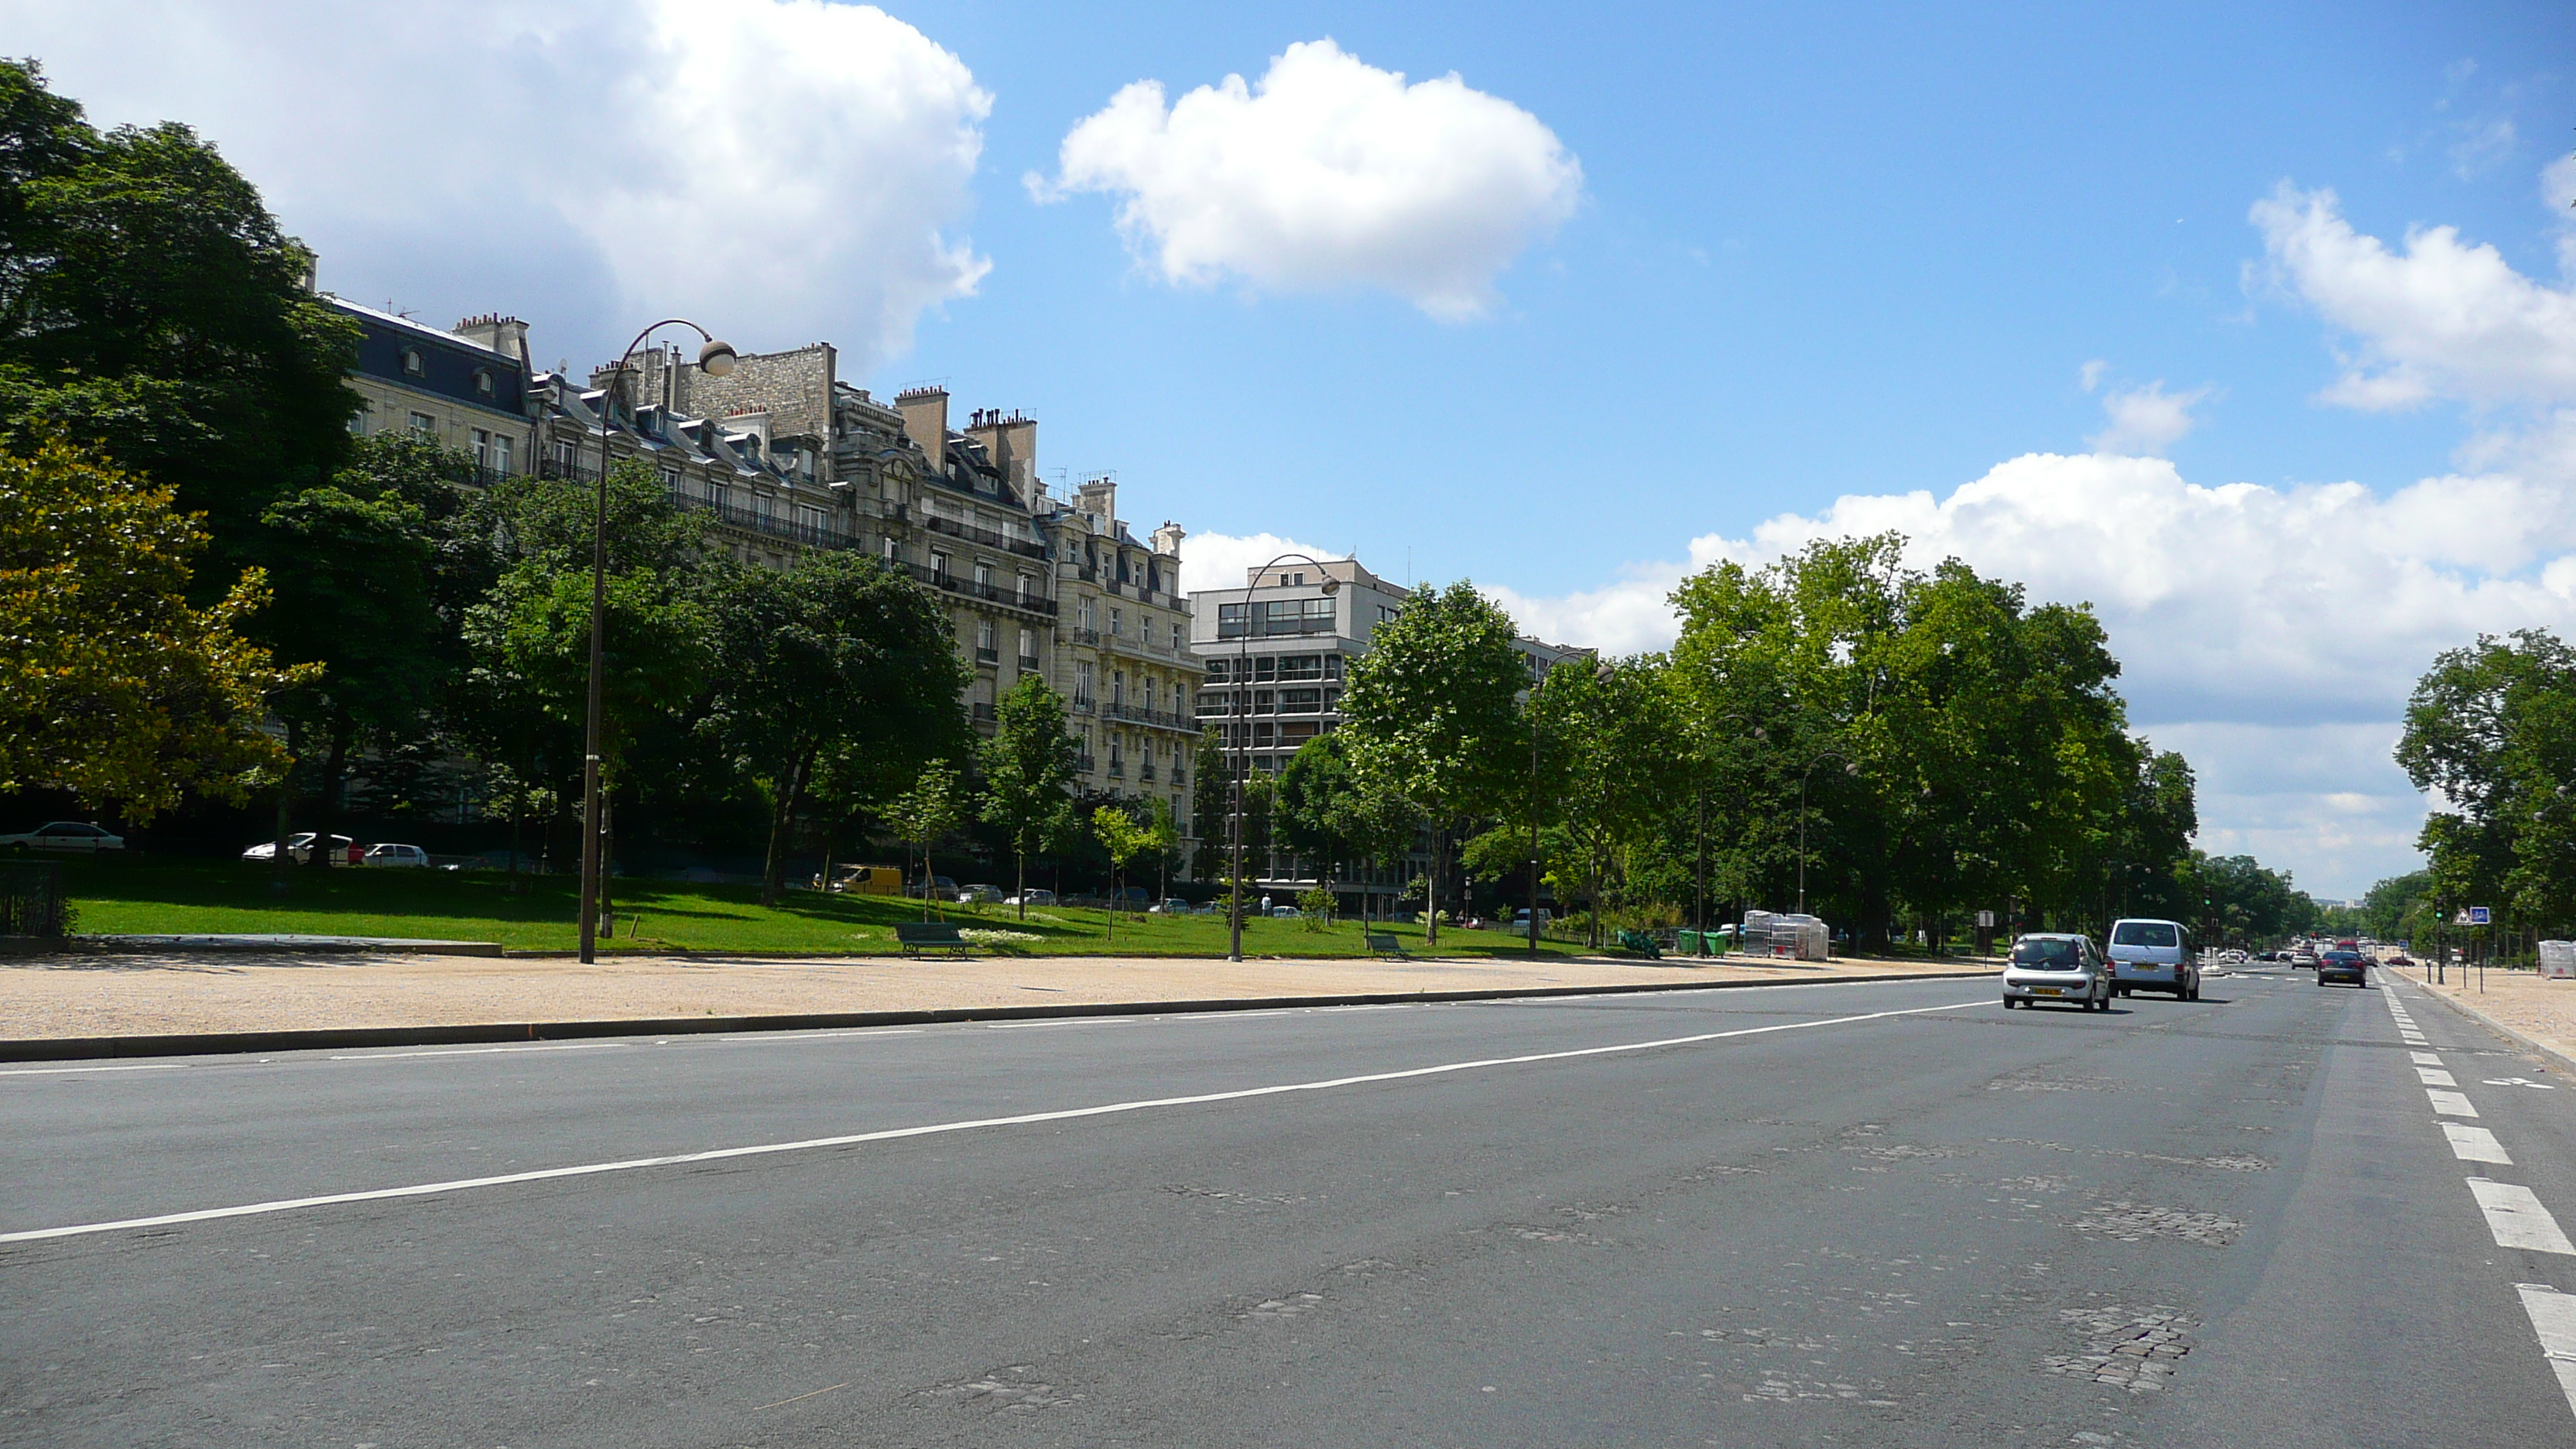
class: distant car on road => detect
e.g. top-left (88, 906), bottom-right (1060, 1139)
top-left (1, 821), bottom-right (124, 854)
top-left (957, 884), bottom-right (1004, 904)
top-left (2002, 933), bottom-right (2113, 1012)
top-left (1147, 898), bottom-right (1191, 913)
top-left (361, 843), bottom-right (428, 868)
top-left (2317, 950), bottom-right (2369, 988)
top-left (1004, 889), bottom-right (1057, 907)
top-left (242, 833), bottom-right (358, 865)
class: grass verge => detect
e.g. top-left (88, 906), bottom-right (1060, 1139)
top-left (42, 856), bottom-right (1602, 960)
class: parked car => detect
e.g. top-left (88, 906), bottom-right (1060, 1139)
top-left (906, 875), bottom-right (958, 901)
top-left (2106, 917), bottom-right (2198, 1000)
top-left (1148, 898), bottom-right (1191, 913)
top-left (2001, 933), bottom-right (2114, 1012)
top-left (241, 833), bottom-right (359, 865)
top-left (1, 821), bottom-right (124, 853)
top-left (1004, 889), bottom-right (1057, 907)
top-left (2317, 950), bottom-right (2369, 988)
top-left (361, 843), bottom-right (428, 868)
top-left (957, 884), bottom-right (1005, 904)
top-left (1511, 908), bottom-right (1556, 929)
top-left (1269, 905), bottom-right (1302, 918)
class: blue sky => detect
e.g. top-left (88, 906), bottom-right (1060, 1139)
top-left (8, 0), bottom-right (2575, 897)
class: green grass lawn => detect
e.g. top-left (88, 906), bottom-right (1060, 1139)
top-left (40, 856), bottom-right (1596, 959)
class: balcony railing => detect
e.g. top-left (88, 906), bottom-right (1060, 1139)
top-left (1070, 626), bottom-right (1101, 646)
top-left (923, 512), bottom-right (1048, 560)
top-left (971, 701), bottom-right (996, 722)
top-left (1077, 753), bottom-right (1095, 772)
top-left (1216, 617), bottom-right (1336, 639)
top-left (974, 646), bottom-right (999, 665)
top-left (1139, 763), bottom-right (1157, 783)
top-left (670, 489), bottom-right (856, 550)
top-left (1104, 702), bottom-right (1194, 731)
top-left (1016, 654), bottom-right (1041, 673)
top-left (897, 564), bottom-right (1058, 618)
top-left (1070, 695), bottom-right (1095, 715)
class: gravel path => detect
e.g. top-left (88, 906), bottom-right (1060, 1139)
top-left (0, 951), bottom-right (1994, 1041)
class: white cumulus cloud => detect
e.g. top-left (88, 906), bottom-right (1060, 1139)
top-left (2252, 179), bottom-right (2576, 413)
top-left (1034, 39), bottom-right (1583, 320)
top-left (0, 0), bottom-right (992, 372)
top-left (2088, 381), bottom-right (2218, 456)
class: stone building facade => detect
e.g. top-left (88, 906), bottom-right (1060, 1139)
top-left (330, 297), bottom-right (1198, 857)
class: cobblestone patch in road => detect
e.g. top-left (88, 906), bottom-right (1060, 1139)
top-left (2040, 1303), bottom-right (2197, 1392)
top-left (2068, 1202), bottom-right (2243, 1246)
top-left (929, 1366), bottom-right (1083, 1413)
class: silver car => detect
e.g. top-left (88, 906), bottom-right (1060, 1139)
top-left (2002, 933), bottom-right (2113, 1012)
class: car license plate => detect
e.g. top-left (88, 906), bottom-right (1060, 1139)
top-left (2036, 988), bottom-right (2061, 996)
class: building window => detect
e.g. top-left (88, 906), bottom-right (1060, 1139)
top-left (348, 404), bottom-right (370, 437)
top-left (492, 434), bottom-right (512, 475)
top-left (975, 561), bottom-right (994, 591)
top-left (1016, 572), bottom-right (1035, 605)
top-left (930, 550), bottom-right (951, 582)
top-left (399, 348), bottom-right (424, 377)
top-left (473, 368), bottom-right (495, 398)
top-left (408, 412), bottom-right (436, 438)
top-left (1017, 626), bottom-right (1037, 670)
top-left (1109, 607), bottom-right (1123, 637)
top-left (977, 618), bottom-right (997, 656)
top-left (1171, 623), bottom-right (1184, 651)
top-left (1112, 670), bottom-right (1125, 707)
top-left (659, 465), bottom-right (680, 492)
top-left (470, 429), bottom-right (492, 469)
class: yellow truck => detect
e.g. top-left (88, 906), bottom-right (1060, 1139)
top-left (814, 864), bottom-right (902, 896)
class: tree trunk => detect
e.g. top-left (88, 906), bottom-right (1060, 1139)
top-left (760, 755), bottom-right (807, 908)
top-left (1016, 848), bottom-right (1027, 922)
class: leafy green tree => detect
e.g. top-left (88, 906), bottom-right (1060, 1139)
top-left (703, 551), bottom-right (969, 904)
top-left (886, 759), bottom-right (968, 921)
top-left (980, 675), bottom-right (1080, 918)
top-left (0, 437), bottom-right (309, 819)
top-left (1142, 796), bottom-right (1182, 906)
top-left (1092, 802), bottom-right (1155, 941)
top-left (1529, 655), bottom-right (1675, 945)
top-left (1338, 581), bottom-right (1529, 945)
top-left (2398, 630), bottom-right (2576, 931)
top-left (0, 60), bottom-right (356, 588)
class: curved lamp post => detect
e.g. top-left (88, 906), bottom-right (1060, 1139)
top-left (1227, 553), bottom-right (1338, 962)
top-left (578, 321), bottom-right (737, 964)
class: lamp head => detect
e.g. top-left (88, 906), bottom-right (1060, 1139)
top-left (1320, 577), bottom-right (1340, 594)
top-left (698, 339), bottom-right (738, 378)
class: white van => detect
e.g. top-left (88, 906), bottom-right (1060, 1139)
top-left (2107, 918), bottom-right (2197, 1000)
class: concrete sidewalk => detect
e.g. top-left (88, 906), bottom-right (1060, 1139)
top-left (0, 948), bottom-right (1995, 1052)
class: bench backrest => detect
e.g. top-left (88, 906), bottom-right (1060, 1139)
top-left (895, 923), bottom-right (965, 942)
top-left (1365, 931), bottom-right (1402, 948)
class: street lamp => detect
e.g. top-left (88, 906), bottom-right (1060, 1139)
top-left (577, 321), bottom-right (736, 964)
top-left (1228, 553), bottom-right (1337, 962)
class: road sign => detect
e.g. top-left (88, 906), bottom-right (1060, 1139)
top-left (2470, 906), bottom-right (2492, 927)
top-left (1976, 910), bottom-right (1995, 928)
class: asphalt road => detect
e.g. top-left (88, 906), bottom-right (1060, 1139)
top-left (5, 966), bottom-right (2574, 1447)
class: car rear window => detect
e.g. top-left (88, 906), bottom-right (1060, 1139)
top-left (2112, 922), bottom-right (2179, 947)
top-left (2012, 938), bottom-right (2082, 967)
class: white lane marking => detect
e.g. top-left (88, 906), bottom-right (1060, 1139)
top-left (2430, 1090), bottom-right (2481, 1117)
top-left (2516, 1283), bottom-right (2576, 1420)
top-left (714, 1029), bottom-right (923, 1043)
top-left (2418, 1067), bottom-right (2461, 1087)
top-left (331, 1043), bottom-right (619, 1061)
top-left (2411, 1051), bottom-right (2444, 1065)
top-left (2444, 1123), bottom-right (2514, 1165)
top-left (984, 1019), bottom-right (1134, 1030)
top-left (2470, 1180), bottom-right (2576, 1255)
top-left (1156, 1010), bottom-right (1295, 1022)
top-left (0, 1063), bottom-right (187, 1077)
top-left (0, 996), bottom-right (1989, 1244)
top-left (2487, 1077), bottom-right (2559, 1090)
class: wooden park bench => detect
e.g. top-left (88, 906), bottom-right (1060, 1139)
top-left (894, 921), bottom-right (970, 957)
top-left (1365, 930), bottom-right (1407, 960)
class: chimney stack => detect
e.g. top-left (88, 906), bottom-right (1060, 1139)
top-left (896, 386), bottom-right (949, 477)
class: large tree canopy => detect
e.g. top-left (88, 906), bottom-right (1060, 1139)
top-left (0, 437), bottom-right (305, 818)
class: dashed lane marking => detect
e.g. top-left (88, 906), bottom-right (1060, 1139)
top-left (2430, 1089), bottom-right (2482, 1118)
top-left (2515, 1284), bottom-right (2576, 1420)
top-left (2470, 1180), bottom-right (2576, 1255)
top-left (2411, 1051), bottom-right (2444, 1065)
top-left (2418, 1067), bottom-right (2461, 1087)
top-left (0, 996), bottom-right (1990, 1244)
top-left (330, 1043), bottom-right (620, 1061)
top-left (2444, 1123), bottom-right (2514, 1165)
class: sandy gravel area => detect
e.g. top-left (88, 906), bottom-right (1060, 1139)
top-left (2399, 964), bottom-right (2576, 1068)
top-left (0, 951), bottom-right (1994, 1043)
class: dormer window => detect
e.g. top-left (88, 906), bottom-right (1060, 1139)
top-left (399, 347), bottom-right (425, 377)
top-left (473, 368), bottom-right (495, 397)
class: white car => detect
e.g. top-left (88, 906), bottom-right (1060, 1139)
top-left (2001, 933), bottom-right (2114, 1012)
top-left (957, 884), bottom-right (1005, 904)
top-left (363, 843), bottom-right (429, 868)
top-left (242, 833), bottom-right (359, 865)
top-left (1003, 889), bottom-right (1057, 907)
top-left (0, 821), bottom-right (124, 853)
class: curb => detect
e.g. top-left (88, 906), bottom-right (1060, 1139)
top-left (2393, 973), bottom-right (2576, 1078)
top-left (6, 936), bottom-right (505, 958)
top-left (0, 968), bottom-right (1998, 1064)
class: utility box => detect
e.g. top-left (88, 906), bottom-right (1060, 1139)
top-left (2540, 940), bottom-right (2576, 980)
top-left (1743, 910), bottom-right (1829, 962)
